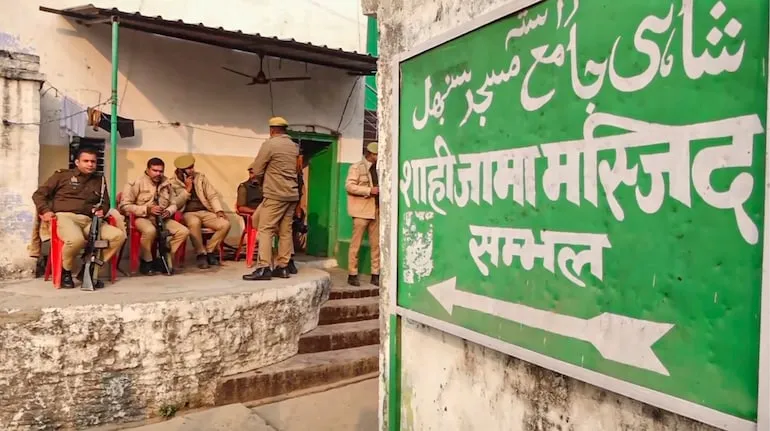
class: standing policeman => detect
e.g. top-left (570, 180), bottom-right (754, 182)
top-left (345, 142), bottom-right (380, 286)
top-left (243, 116), bottom-right (299, 281)
top-left (32, 145), bottom-right (126, 289)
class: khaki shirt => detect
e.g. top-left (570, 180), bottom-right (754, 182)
top-left (170, 172), bottom-right (225, 213)
top-left (249, 134), bottom-right (300, 202)
top-left (32, 168), bottom-right (110, 216)
top-left (345, 159), bottom-right (377, 220)
top-left (119, 174), bottom-right (179, 217)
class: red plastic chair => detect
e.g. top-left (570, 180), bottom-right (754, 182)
top-left (126, 211), bottom-right (186, 273)
top-left (234, 203), bottom-right (258, 267)
top-left (44, 214), bottom-right (119, 288)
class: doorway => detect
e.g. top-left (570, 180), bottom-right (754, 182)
top-left (291, 132), bottom-right (339, 258)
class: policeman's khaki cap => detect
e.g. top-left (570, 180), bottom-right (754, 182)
top-left (366, 142), bottom-right (378, 154)
top-left (268, 116), bottom-right (288, 127)
top-left (174, 154), bottom-right (196, 169)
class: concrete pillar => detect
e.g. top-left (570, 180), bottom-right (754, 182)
top-left (0, 50), bottom-right (45, 279)
top-left (361, 0), bottom-right (378, 17)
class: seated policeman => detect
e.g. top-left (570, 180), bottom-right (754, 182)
top-left (120, 157), bottom-right (190, 275)
top-left (31, 145), bottom-right (126, 289)
top-left (237, 167), bottom-right (263, 215)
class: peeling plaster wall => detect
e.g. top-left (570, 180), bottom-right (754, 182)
top-left (0, 274), bottom-right (330, 430)
top-left (374, 0), bottom-right (721, 430)
top-left (0, 51), bottom-right (44, 280)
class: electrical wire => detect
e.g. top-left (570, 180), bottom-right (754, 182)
top-left (118, 0), bottom-right (145, 111)
top-left (336, 77), bottom-right (360, 132)
top-left (7, 75), bottom-right (368, 140)
top-left (340, 80), bottom-right (363, 132)
top-left (2, 100), bottom-right (111, 126)
top-left (132, 118), bottom-right (267, 140)
top-left (267, 58), bottom-right (276, 116)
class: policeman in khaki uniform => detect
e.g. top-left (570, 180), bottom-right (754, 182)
top-left (345, 142), bottom-right (380, 287)
top-left (239, 166), bottom-right (301, 274)
top-left (120, 157), bottom-right (190, 275)
top-left (243, 116), bottom-right (300, 281)
top-left (236, 167), bottom-right (263, 215)
top-left (31, 146), bottom-right (126, 289)
top-left (170, 154), bottom-right (231, 269)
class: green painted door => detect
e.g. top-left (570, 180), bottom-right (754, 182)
top-left (306, 146), bottom-right (333, 257)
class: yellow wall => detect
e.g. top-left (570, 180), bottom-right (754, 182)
top-left (40, 144), bottom-right (255, 242)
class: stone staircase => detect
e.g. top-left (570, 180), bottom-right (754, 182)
top-left (214, 268), bottom-right (380, 407)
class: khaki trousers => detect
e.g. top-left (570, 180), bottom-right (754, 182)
top-left (55, 212), bottom-right (126, 271)
top-left (251, 203), bottom-right (295, 258)
top-left (28, 214), bottom-right (42, 258)
top-left (349, 211), bottom-right (380, 275)
top-left (257, 198), bottom-right (297, 268)
top-left (134, 217), bottom-right (189, 264)
top-left (183, 211), bottom-right (231, 254)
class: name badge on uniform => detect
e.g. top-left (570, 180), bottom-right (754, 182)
top-left (70, 176), bottom-right (79, 187)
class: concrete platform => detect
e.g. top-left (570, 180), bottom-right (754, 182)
top-left (0, 263), bottom-right (331, 431)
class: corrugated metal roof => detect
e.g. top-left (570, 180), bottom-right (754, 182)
top-left (39, 4), bottom-right (378, 75)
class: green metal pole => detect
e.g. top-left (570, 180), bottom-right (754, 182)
top-left (109, 17), bottom-right (119, 209)
top-left (388, 313), bottom-right (401, 431)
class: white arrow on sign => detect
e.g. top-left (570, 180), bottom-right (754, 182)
top-left (427, 278), bottom-right (675, 376)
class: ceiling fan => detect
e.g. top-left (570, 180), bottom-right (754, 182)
top-left (222, 54), bottom-right (311, 85)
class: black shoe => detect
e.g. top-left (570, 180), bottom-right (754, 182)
top-left (61, 270), bottom-right (75, 289)
top-left (370, 274), bottom-right (380, 287)
top-left (272, 267), bottom-right (290, 279)
top-left (288, 259), bottom-right (298, 275)
top-left (152, 257), bottom-right (174, 276)
top-left (140, 260), bottom-right (157, 276)
top-left (35, 256), bottom-right (46, 278)
top-left (207, 253), bottom-right (221, 266)
top-left (348, 274), bottom-right (360, 287)
top-left (243, 267), bottom-right (272, 281)
top-left (196, 254), bottom-right (210, 269)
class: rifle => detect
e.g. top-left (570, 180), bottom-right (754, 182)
top-left (81, 176), bottom-right (109, 291)
top-left (154, 207), bottom-right (173, 276)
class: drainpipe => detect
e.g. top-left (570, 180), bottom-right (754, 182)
top-left (388, 313), bottom-right (401, 431)
top-left (109, 16), bottom-right (119, 209)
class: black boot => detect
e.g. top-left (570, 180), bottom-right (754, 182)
top-left (196, 254), bottom-right (210, 269)
top-left (76, 266), bottom-right (104, 289)
top-left (207, 253), bottom-right (221, 266)
top-left (370, 274), bottom-right (380, 287)
top-left (243, 267), bottom-right (272, 281)
top-left (152, 257), bottom-right (174, 276)
top-left (287, 259), bottom-right (298, 275)
top-left (347, 274), bottom-right (360, 287)
top-left (272, 266), bottom-right (290, 279)
top-left (35, 256), bottom-right (47, 278)
top-left (61, 269), bottom-right (75, 289)
top-left (140, 260), bottom-right (156, 276)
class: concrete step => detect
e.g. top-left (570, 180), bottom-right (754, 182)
top-left (329, 285), bottom-right (380, 300)
top-left (298, 319), bottom-right (379, 354)
top-left (318, 297), bottom-right (379, 325)
top-left (215, 345), bottom-right (379, 407)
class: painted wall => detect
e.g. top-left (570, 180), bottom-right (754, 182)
top-left (0, 0), bottom-right (367, 255)
top-left (0, 52), bottom-right (45, 280)
top-left (373, 0), bottom-right (728, 430)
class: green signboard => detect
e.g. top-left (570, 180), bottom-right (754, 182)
top-left (392, 0), bottom-right (769, 429)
